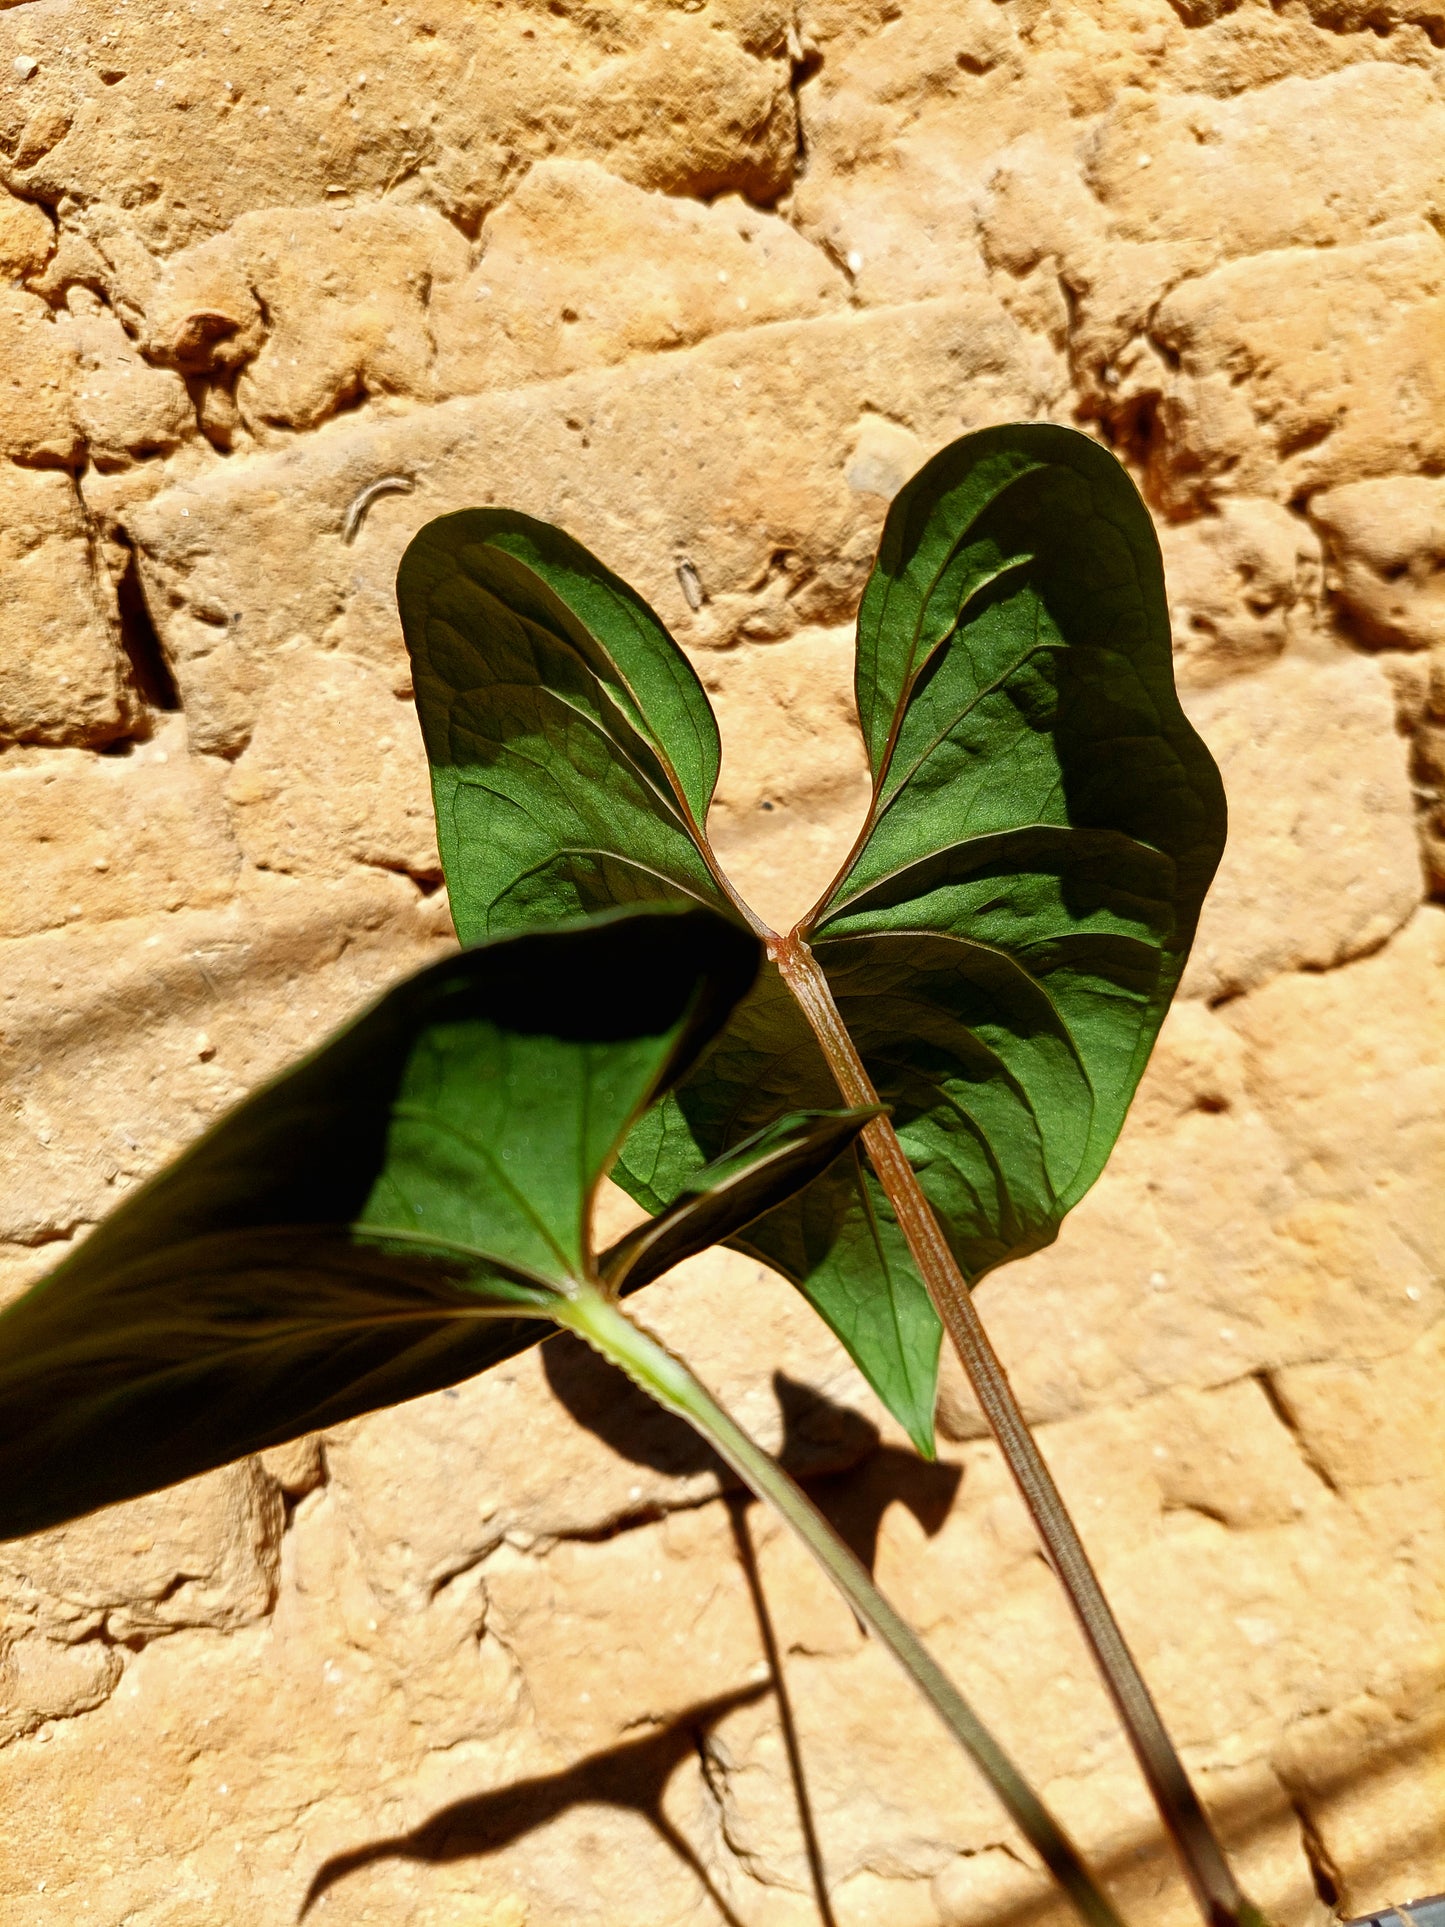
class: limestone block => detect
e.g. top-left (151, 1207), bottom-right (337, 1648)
top-left (934, 1759), bottom-right (1331, 1927)
top-left (789, 1), bottom-right (1049, 307)
top-left (0, 1457), bottom-right (281, 1642)
top-left (1150, 230), bottom-right (1445, 509)
top-left (0, 191), bottom-right (52, 278)
top-left (933, 1845), bottom-right (1079, 1927)
top-left (930, 1448), bottom-right (1434, 1772)
top-left (0, 0), bottom-right (793, 252)
top-left (0, 1633), bottom-right (123, 1748)
top-left (0, 284), bottom-right (79, 463)
top-left (432, 160), bottom-right (848, 395)
top-left (482, 1506), bottom-right (774, 1749)
top-left (792, 117), bottom-right (1013, 312)
top-left (1134, 1379), bottom-right (1322, 1533)
top-left (955, 913), bottom-right (1444, 1434)
top-left (1160, 499), bottom-right (1321, 687)
top-left (1272, 1676), bottom-right (1445, 1919)
top-left (573, 11), bottom-right (794, 205)
top-left (256, 1433), bottom-right (325, 1500)
top-left (0, 1599), bottom-right (424, 1920)
top-left (1310, 475), bottom-right (1445, 652)
top-left (1225, 909), bottom-right (1445, 1266)
top-left (1, 69), bottom-right (76, 179)
top-left (1181, 653), bottom-right (1421, 999)
top-left (702, 1630), bottom-right (1005, 1894)
top-left (979, 131), bottom-right (1105, 286)
top-left (223, 205), bottom-right (468, 431)
top-left (843, 413), bottom-right (930, 505)
top-left (0, 871), bottom-right (451, 1250)
top-left (225, 647), bottom-right (439, 882)
top-left (141, 165), bottom-right (843, 427)
top-left (282, 1486), bottom-right (527, 1752)
top-left (0, 463), bottom-right (137, 748)
top-left (714, 1358), bottom-right (1436, 1901)
top-left (125, 297), bottom-right (1054, 750)
top-left (54, 289), bottom-right (193, 468)
top-left (0, 719), bottom-right (240, 942)
top-left (1087, 65), bottom-right (1445, 263)
top-left (1269, 1320), bottom-right (1445, 1493)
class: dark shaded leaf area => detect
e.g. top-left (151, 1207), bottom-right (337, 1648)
top-left (0, 908), bottom-right (758, 1540)
top-left (401, 428), bottom-right (1226, 1453)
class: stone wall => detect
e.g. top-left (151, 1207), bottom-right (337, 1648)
top-left (1, 1), bottom-right (1443, 1922)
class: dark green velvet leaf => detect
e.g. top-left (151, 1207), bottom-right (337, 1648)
top-left (800, 424), bottom-right (1226, 1281)
top-left (399, 430), bottom-right (1225, 1457)
top-left (396, 508), bottom-right (739, 942)
top-left (0, 908), bottom-right (758, 1541)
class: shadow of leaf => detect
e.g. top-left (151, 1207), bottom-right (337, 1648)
top-left (300, 1682), bottom-right (768, 1922)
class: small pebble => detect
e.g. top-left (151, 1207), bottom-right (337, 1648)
top-left (14, 54), bottom-right (39, 79)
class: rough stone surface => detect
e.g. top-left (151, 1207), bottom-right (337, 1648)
top-left (0, 0), bottom-right (1442, 1922)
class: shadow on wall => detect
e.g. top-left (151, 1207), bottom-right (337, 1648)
top-left (298, 1342), bottom-right (1444, 1925)
top-left (301, 1713), bottom-right (1445, 1927)
top-left (299, 1680), bottom-right (769, 1924)
top-left (541, 1337), bottom-right (965, 1573)
top-left (303, 1347), bottom-right (963, 1923)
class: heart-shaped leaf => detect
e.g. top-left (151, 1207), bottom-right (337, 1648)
top-left (0, 907), bottom-right (758, 1540)
top-left (398, 509), bottom-right (743, 938)
top-left (398, 429), bottom-right (1226, 1455)
top-left (804, 424), bottom-right (1225, 1257)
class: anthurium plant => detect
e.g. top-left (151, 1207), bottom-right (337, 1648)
top-left (0, 424), bottom-right (1264, 1927)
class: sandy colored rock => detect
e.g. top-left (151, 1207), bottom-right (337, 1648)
top-left (0, 1632), bottom-right (123, 1749)
top-left (146, 203), bottom-right (467, 434)
top-left (0, 0), bottom-right (1442, 1919)
top-left (1271, 1674), bottom-right (1445, 1919)
top-left (1311, 474), bottom-right (1445, 653)
top-left (960, 910), bottom-right (1445, 1439)
top-left (703, 625), bottom-right (872, 931)
top-left (1087, 63), bottom-right (1445, 263)
top-left (0, 1458), bottom-right (281, 1644)
top-left (57, 287), bottom-right (194, 466)
top-left (1149, 229), bottom-right (1445, 510)
top-left (225, 646), bottom-right (438, 881)
top-left (1181, 653), bottom-right (1421, 998)
top-left (434, 159), bottom-right (848, 395)
top-left (0, 0), bottom-right (794, 250)
top-left (1160, 500), bottom-right (1321, 687)
top-left (0, 463), bottom-right (138, 748)
top-left (0, 717), bottom-right (240, 941)
top-left (1270, 1320), bottom-right (1445, 1494)
top-left (0, 284), bottom-right (80, 463)
top-left (0, 870), bottom-right (451, 1252)
top-left (1226, 908), bottom-right (1445, 1276)
top-left (327, 1244), bottom-right (884, 1611)
top-left (0, 190), bottom-right (52, 278)
top-left (123, 295), bottom-right (1055, 754)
